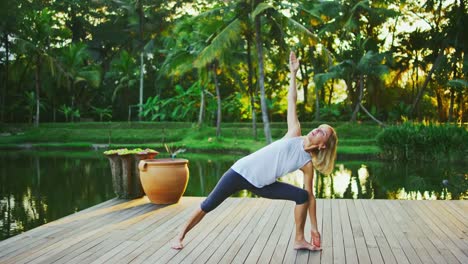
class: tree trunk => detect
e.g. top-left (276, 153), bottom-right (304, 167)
top-left (197, 83), bottom-right (205, 126)
top-left (359, 103), bottom-right (385, 126)
top-left (139, 52), bottom-right (144, 121)
top-left (34, 56), bottom-right (41, 127)
top-left (411, 51), bottom-right (444, 117)
top-left (458, 90), bottom-right (464, 124)
top-left (328, 79), bottom-right (334, 105)
top-left (413, 52), bottom-right (419, 100)
top-left (1, 32), bottom-right (8, 123)
top-left (435, 87), bottom-right (445, 122)
top-left (314, 82), bottom-right (320, 121)
top-left (246, 34), bottom-right (257, 140)
top-left (350, 75), bottom-right (364, 122)
top-left (255, 15), bottom-right (271, 144)
top-left (138, 0), bottom-right (144, 122)
top-left (213, 63), bottom-right (222, 138)
top-left (448, 88), bottom-right (455, 123)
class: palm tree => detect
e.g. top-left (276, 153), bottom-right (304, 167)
top-left (0, 0), bottom-right (23, 122)
top-left (57, 43), bottom-right (101, 121)
top-left (16, 8), bottom-right (60, 127)
top-left (311, 0), bottom-right (397, 123)
top-left (192, 0), bottom-right (319, 143)
top-left (105, 50), bottom-right (138, 107)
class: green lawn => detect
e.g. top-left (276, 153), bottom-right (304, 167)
top-left (0, 121), bottom-right (383, 155)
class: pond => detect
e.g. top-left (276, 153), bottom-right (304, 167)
top-left (0, 150), bottom-right (466, 241)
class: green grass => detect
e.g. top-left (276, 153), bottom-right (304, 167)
top-left (0, 121), bottom-right (382, 155)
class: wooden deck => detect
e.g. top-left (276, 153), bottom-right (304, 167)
top-left (0, 197), bottom-right (467, 264)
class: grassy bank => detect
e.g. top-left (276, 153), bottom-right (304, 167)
top-left (0, 122), bottom-right (382, 156)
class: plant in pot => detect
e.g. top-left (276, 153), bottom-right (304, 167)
top-left (104, 148), bottom-right (159, 198)
top-left (138, 144), bottom-right (189, 204)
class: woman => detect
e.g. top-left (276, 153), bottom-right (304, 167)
top-left (172, 51), bottom-right (338, 251)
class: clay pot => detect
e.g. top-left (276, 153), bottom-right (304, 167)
top-left (138, 158), bottom-right (189, 204)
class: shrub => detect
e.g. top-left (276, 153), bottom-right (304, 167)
top-left (376, 123), bottom-right (468, 161)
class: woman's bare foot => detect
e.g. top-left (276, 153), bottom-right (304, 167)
top-left (171, 237), bottom-right (184, 250)
top-left (311, 231), bottom-right (321, 248)
top-left (293, 239), bottom-right (322, 251)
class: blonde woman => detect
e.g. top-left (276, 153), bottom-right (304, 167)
top-left (172, 51), bottom-right (338, 251)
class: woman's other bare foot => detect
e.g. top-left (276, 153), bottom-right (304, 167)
top-left (171, 237), bottom-right (184, 250)
top-left (293, 239), bottom-right (322, 251)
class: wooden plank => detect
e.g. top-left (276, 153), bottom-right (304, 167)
top-left (360, 200), bottom-right (397, 264)
top-left (282, 208), bottom-right (298, 264)
top-left (436, 201), bottom-right (468, 234)
top-left (234, 200), bottom-right (285, 263)
top-left (0, 227), bottom-right (66, 260)
top-left (368, 200), bottom-right (410, 264)
top-left (144, 198), bottom-right (241, 263)
top-left (125, 198), bottom-right (201, 242)
top-left (411, 200), bottom-right (461, 263)
top-left (451, 200), bottom-right (468, 213)
top-left (338, 199), bottom-right (358, 264)
top-left (23, 201), bottom-right (154, 264)
top-left (331, 199), bottom-right (345, 264)
top-left (38, 198), bottom-right (196, 264)
top-left (0, 198), bottom-right (121, 252)
top-left (242, 200), bottom-right (286, 263)
top-left (2, 199), bottom-right (149, 264)
top-left (0, 199), bottom-right (122, 258)
top-left (60, 198), bottom-right (201, 264)
top-left (256, 201), bottom-right (293, 263)
top-left (1, 198), bottom-right (467, 264)
top-left (204, 198), bottom-right (264, 264)
top-left (125, 198), bottom-right (234, 264)
top-left (346, 199), bottom-right (371, 264)
top-left (423, 201), bottom-right (468, 248)
top-left (45, 198), bottom-right (123, 227)
top-left (354, 199), bottom-right (384, 264)
top-left (391, 200), bottom-right (436, 264)
top-left (412, 200), bottom-right (467, 264)
top-left (400, 200), bottom-right (451, 264)
top-left (88, 201), bottom-right (199, 263)
top-left (182, 198), bottom-right (258, 263)
top-left (270, 204), bottom-right (295, 264)
top-left (219, 199), bottom-right (274, 263)
top-left (382, 200), bottom-right (423, 264)
top-left (67, 231), bottom-right (127, 264)
top-left (295, 203), bottom-right (311, 264)
top-left (307, 198), bottom-right (323, 264)
top-left (89, 240), bottom-right (135, 264)
top-left (320, 199), bottom-right (333, 264)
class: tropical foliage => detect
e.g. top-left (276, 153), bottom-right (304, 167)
top-left (0, 0), bottom-right (466, 142)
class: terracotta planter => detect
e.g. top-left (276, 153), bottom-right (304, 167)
top-left (138, 158), bottom-right (189, 204)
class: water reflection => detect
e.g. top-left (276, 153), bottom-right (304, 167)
top-left (184, 154), bottom-right (467, 201)
top-left (0, 151), bottom-right (466, 242)
top-left (0, 151), bottom-right (114, 241)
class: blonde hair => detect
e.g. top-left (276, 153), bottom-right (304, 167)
top-left (311, 125), bottom-right (338, 175)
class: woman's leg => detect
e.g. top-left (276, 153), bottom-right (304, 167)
top-left (172, 169), bottom-right (251, 249)
top-left (250, 182), bottom-right (320, 251)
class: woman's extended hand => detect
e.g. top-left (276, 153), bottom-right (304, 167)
top-left (289, 51), bottom-right (300, 74)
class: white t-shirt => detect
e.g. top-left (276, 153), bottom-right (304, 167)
top-left (231, 137), bottom-right (311, 188)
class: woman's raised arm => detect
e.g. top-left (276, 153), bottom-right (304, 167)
top-left (285, 51), bottom-right (301, 138)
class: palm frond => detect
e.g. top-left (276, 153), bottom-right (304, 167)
top-left (193, 18), bottom-right (242, 68)
top-left (447, 79), bottom-right (468, 90)
top-left (285, 16), bottom-right (319, 45)
top-left (252, 3), bottom-right (274, 18)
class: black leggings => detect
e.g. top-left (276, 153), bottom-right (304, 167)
top-left (200, 169), bottom-right (309, 213)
